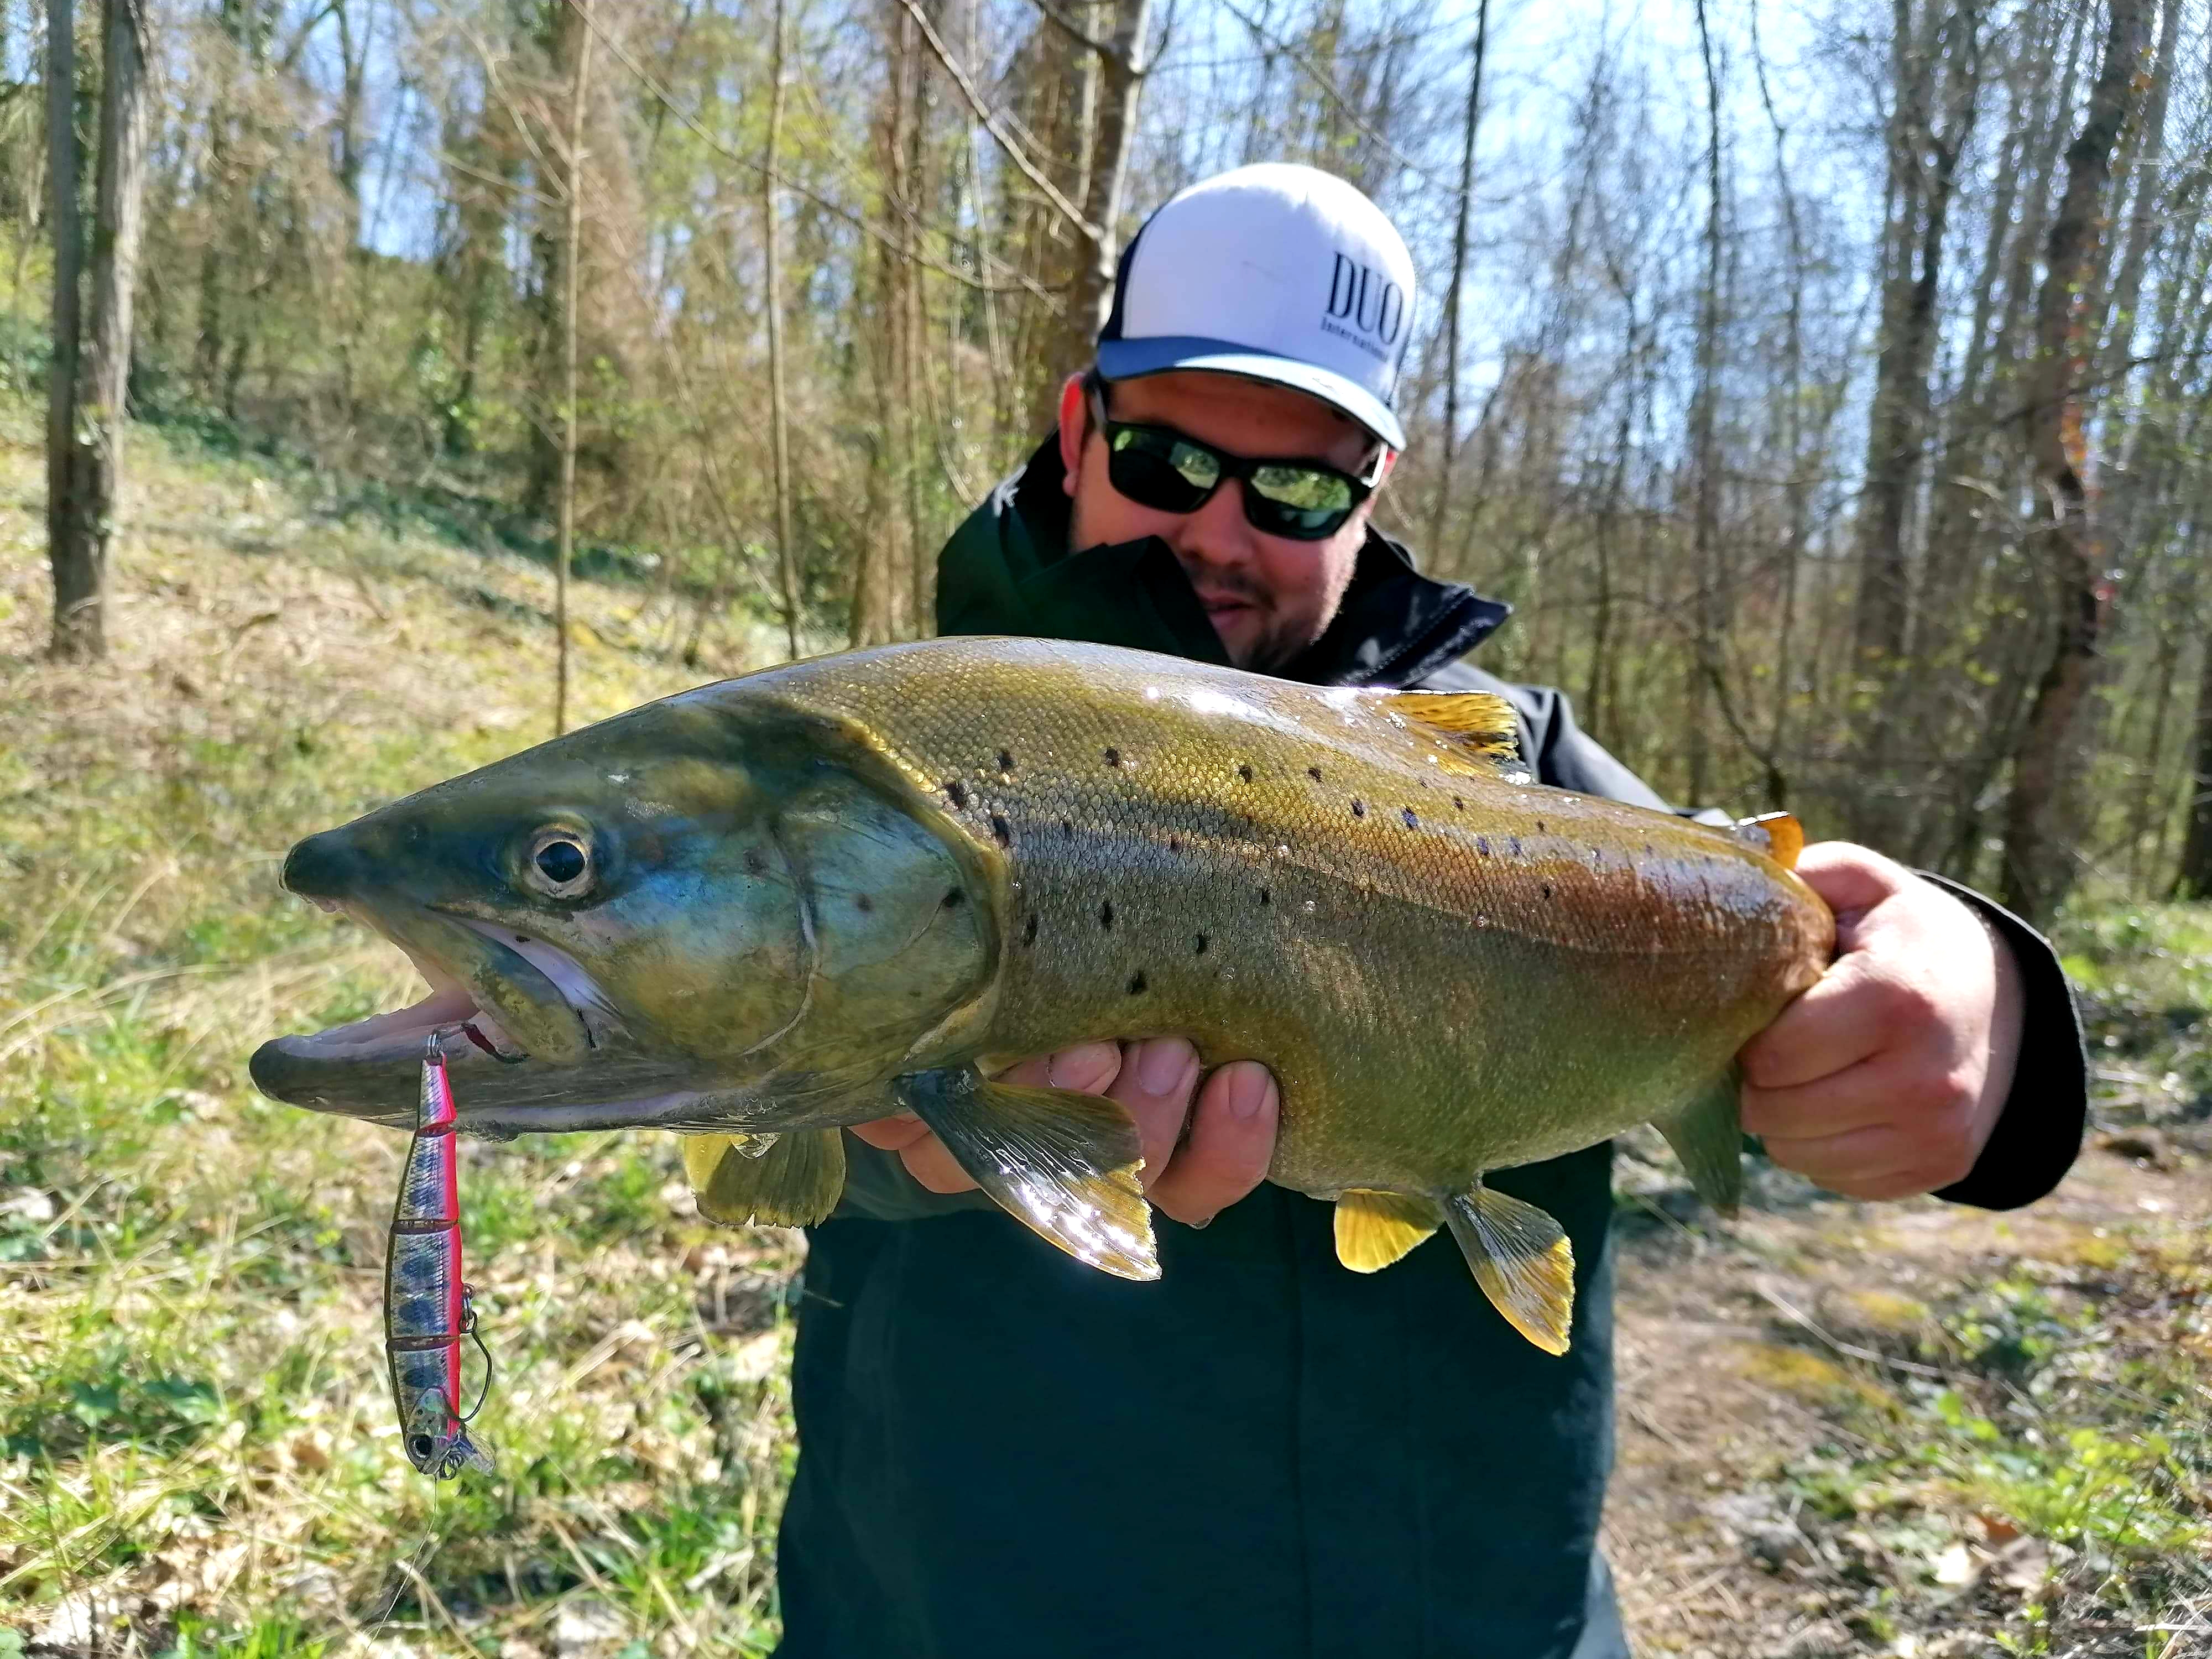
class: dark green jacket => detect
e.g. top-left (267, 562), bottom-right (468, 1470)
top-left (773, 439), bottom-right (2086, 1659)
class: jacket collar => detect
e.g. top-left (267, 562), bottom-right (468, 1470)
top-left (1002, 437), bottom-right (1510, 689)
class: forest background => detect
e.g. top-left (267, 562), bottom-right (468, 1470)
top-left (11, 0), bottom-right (2212, 914)
top-left (5, 0), bottom-right (2212, 1653)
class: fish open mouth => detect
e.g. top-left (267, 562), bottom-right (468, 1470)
top-left (251, 902), bottom-right (634, 1127)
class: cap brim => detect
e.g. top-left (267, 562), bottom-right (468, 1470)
top-left (1097, 336), bottom-right (1405, 451)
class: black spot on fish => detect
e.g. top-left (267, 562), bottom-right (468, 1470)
top-left (1100, 900), bottom-right (1114, 930)
top-left (1194, 933), bottom-right (1209, 954)
top-left (1541, 882), bottom-right (1553, 900)
top-left (1238, 763), bottom-right (1254, 783)
top-left (1509, 836), bottom-right (1524, 858)
top-left (1167, 836), bottom-right (1182, 853)
top-left (1402, 807), bottom-right (1418, 828)
top-left (854, 894), bottom-right (874, 914)
top-left (744, 848), bottom-right (768, 876)
top-left (1104, 747), bottom-right (1121, 767)
top-left (1258, 888), bottom-right (1271, 906)
top-left (1308, 766), bottom-right (1323, 782)
top-left (1352, 799), bottom-right (1366, 818)
top-left (998, 749), bottom-right (1015, 773)
top-left (1454, 796), bottom-right (1465, 811)
top-left (942, 889), bottom-right (964, 910)
top-left (1128, 971), bottom-right (1147, 995)
top-left (1023, 914), bottom-right (1038, 947)
top-left (1536, 818), bottom-right (1546, 833)
top-left (1477, 835), bottom-right (1491, 855)
top-left (990, 813), bottom-right (1012, 847)
top-left (1062, 818), bottom-right (1074, 836)
top-left (945, 780), bottom-right (969, 809)
top-left (1642, 842), bottom-right (1655, 855)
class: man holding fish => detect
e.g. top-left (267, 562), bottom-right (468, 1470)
top-left (251, 164), bottom-right (2088, 1656)
top-left (782, 165), bottom-right (2087, 1656)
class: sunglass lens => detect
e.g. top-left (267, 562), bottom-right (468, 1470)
top-left (1247, 465), bottom-right (1354, 538)
top-left (1109, 429), bottom-right (1215, 513)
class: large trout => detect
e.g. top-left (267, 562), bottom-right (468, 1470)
top-left (252, 638), bottom-right (1832, 1352)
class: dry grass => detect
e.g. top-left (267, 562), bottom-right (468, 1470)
top-left (1, 403), bottom-right (805, 1657)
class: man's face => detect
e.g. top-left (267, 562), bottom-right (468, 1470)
top-left (1057, 369), bottom-right (1389, 672)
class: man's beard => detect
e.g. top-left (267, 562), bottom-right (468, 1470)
top-left (1070, 506), bottom-right (1323, 672)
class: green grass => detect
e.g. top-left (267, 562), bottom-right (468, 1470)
top-left (0, 404), bottom-right (800, 1655)
top-left (1770, 1223), bottom-right (2212, 1653)
top-left (4, 388), bottom-right (2211, 1655)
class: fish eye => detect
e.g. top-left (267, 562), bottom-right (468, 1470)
top-left (526, 827), bottom-right (594, 898)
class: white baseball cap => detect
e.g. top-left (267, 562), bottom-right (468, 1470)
top-left (1096, 163), bottom-right (1417, 451)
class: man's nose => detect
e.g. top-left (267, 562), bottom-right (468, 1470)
top-left (1167, 480), bottom-right (1260, 572)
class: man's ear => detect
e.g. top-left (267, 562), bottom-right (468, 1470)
top-left (1056, 373), bottom-right (1091, 498)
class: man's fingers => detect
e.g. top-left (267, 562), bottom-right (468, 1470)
top-left (1738, 952), bottom-right (1896, 1092)
top-left (1762, 1122), bottom-right (1955, 1201)
top-left (849, 1114), bottom-right (930, 1152)
top-left (1741, 1052), bottom-right (1919, 1142)
top-left (1792, 841), bottom-right (1911, 922)
top-left (1148, 1062), bottom-right (1277, 1227)
top-left (1105, 1037), bottom-right (1201, 1190)
top-left (902, 1135), bottom-right (981, 1194)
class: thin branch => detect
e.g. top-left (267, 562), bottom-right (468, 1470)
top-left (893, 0), bottom-right (1102, 242)
top-left (1213, 0), bottom-right (1452, 194)
top-left (565, 0), bottom-right (1065, 309)
top-left (1024, 0), bottom-right (1115, 61)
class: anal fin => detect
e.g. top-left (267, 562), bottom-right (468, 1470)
top-left (1652, 1068), bottom-right (1744, 1215)
top-left (682, 1129), bottom-right (847, 1228)
top-left (1442, 1183), bottom-right (1576, 1355)
top-left (894, 1066), bottom-right (1158, 1281)
top-left (1334, 1189), bottom-right (1443, 1272)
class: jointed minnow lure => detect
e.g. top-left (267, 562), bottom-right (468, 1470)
top-left (384, 1034), bottom-right (493, 1479)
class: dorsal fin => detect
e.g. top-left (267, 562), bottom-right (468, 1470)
top-left (1731, 811), bottom-right (1806, 869)
top-left (1379, 690), bottom-right (1521, 778)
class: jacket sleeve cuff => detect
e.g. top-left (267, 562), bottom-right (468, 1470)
top-left (1919, 873), bottom-right (2088, 1211)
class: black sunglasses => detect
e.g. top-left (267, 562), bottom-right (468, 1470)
top-left (1088, 387), bottom-right (1380, 542)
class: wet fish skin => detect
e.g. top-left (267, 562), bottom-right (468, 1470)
top-left (252, 638), bottom-right (1834, 1350)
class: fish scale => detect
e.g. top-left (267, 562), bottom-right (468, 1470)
top-left (254, 636), bottom-right (1833, 1353)
top-left (766, 640), bottom-right (1828, 1194)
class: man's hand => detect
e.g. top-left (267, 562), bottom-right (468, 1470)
top-left (850, 1040), bottom-right (1279, 1227)
top-left (1739, 843), bottom-right (2026, 1201)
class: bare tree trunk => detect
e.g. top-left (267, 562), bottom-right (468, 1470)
top-left (1999, 0), bottom-right (2152, 924)
top-left (1686, 0), bottom-right (1725, 808)
top-left (2176, 629), bottom-right (2212, 900)
top-left (1036, 0), bottom-right (1151, 381)
top-left (766, 0), bottom-right (800, 660)
top-left (1427, 0), bottom-right (1487, 556)
top-left (45, 0), bottom-right (83, 654)
top-left (50, 0), bottom-right (152, 662)
top-left (555, 0), bottom-right (594, 736)
top-left (1851, 0), bottom-right (1980, 673)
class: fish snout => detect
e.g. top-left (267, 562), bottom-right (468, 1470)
top-left (282, 829), bottom-right (367, 902)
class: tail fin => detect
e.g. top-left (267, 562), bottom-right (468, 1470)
top-left (1730, 811), bottom-right (1805, 869)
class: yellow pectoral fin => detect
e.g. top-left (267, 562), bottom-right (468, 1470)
top-left (892, 1066), bottom-right (1159, 1282)
top-left (1442, 1184), bottom-right (1576, 1355)
top-left (1334, 1189), bottom-right (1444, 1272)
top-left (684, 1129), bottom-right (846, 1228)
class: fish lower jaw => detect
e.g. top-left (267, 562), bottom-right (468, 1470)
top-left (270, 982), bottom-right (528, 1066)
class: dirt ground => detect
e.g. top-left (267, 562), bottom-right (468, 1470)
top-left (1604, 1127), bottom-right (2211, 1658)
